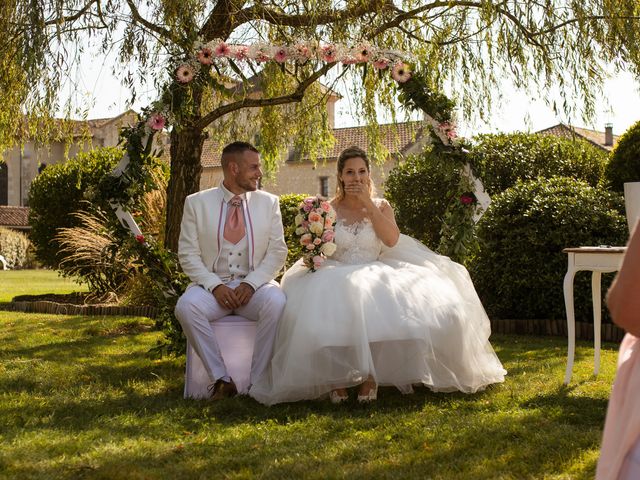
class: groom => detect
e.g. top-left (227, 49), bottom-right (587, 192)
top-left (175, 141), bottom-right (288, 400)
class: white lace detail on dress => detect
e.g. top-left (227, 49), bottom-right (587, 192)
top-left (333, 219), bottom-right (382, 264)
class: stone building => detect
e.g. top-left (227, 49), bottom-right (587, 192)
top-left (199, 121), bottom-right (429, 198)
top-left (0, 110), bottom-right (137, 206)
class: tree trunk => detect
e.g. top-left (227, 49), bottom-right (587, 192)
top-left (164, 125), bottom-right (206, 252)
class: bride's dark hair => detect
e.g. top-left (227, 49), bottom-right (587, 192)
top-left (335, 146), bottom-right (375, 201)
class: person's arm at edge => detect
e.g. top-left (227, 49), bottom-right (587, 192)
top-left (607, 219), bottom-right (640, 336)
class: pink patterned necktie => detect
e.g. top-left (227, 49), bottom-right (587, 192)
top-left (223, 195), bottom-right (246, 244)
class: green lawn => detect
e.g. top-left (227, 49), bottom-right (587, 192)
top-left (0, 310), bottom-right (617, 479)
top-left (0, 270), bottom-right (88, 302)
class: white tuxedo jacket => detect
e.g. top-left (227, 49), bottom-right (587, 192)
top-left (178, 187), bottom-right (288, 292)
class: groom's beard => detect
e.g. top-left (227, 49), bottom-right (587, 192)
top-left (238, 177), bottom-right (260, 191)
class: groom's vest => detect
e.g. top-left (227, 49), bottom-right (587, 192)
top-left (215, 222), bottom-right (250, 283)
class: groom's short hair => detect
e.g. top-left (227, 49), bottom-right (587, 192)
top-left (221, 141), bottom-right (259, 169)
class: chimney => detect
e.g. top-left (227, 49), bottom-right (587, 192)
top-left (605, 123), bottom-right (614, 146)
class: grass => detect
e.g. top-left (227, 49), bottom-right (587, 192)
top-left (0, 270), bottom-right (88, 303)
top-left (0, 309), bottom-right (617, 479)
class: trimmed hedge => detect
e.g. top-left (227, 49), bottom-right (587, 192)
top-left (0, 227), bottom-right (31, 269)
top-left (385, 149), bottom-right (465, 250)
top-left (469, 177), bottom-right (627, 322)
top-left (604, 120), bottom-right (640, 193)
top-left (28, 147), bottom-right (124, 269)
top-left (467, 132), bottom-right (608, 196)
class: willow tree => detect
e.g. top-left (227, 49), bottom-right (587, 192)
top-left (3, 1), bottom-right (640, 250)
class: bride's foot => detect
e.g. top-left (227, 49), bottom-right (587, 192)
top-left (329, 388), bottom-right (348, 404)
top-left (357, 378), bottom-right (377, 403)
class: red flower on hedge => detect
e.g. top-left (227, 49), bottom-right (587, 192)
top-left (135, 234), bottom-right (146, 244)
top-left (460, 192), bottom-right (477, 206)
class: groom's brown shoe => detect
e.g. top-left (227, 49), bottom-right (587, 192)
top-left (209, 378), bottom-right (238, 401)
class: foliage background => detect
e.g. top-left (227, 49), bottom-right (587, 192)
top-left (604, 120), bottom-right (640, 193)
top-left (469, 177), bottom-right (627, 322)
top-left (27, 147), bottom-right (123, 269)
top-left (466, 133), bottom-right (609, 196)
top-left (385, 148), bottom-right (462, 250)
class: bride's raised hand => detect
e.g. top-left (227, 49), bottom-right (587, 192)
top-left (344, 181), bottom-right (374, 210)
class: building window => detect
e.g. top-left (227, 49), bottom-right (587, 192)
top-left (0, 163), bottom-right (7, 205)
top-left (319, 176), bottom-right (329, 198)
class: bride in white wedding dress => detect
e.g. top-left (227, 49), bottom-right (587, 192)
top-left (249, 147), bottom-right (506, 405)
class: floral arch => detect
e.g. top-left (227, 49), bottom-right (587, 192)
top-left (101, 38), bottom-right (463, 352)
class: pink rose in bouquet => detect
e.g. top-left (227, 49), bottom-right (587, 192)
top-left (308, 211), bottom-right (322, 223)
top-left (300, 233), bottom-right (313, 246)
top-left (294, 196), bottom-right (338, 271)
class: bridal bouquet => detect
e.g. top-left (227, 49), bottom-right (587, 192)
top-left (295, 197), bottom-right (338, 271)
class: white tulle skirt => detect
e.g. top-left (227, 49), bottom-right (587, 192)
top-left (250, 235), bottom-right (506, 405)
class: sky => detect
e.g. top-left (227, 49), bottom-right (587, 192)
top-left (73, 52), bottom-right (640, 139)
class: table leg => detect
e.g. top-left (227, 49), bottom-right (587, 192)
top-left (592, 271), bottom-right (602, 376)
top-left (564, 265), bottom-right (577, 384)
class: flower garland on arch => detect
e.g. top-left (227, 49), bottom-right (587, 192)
top-left (145, 40), bottom-right (416, 133)
top-left (176, 39), bottom-right (414, 85)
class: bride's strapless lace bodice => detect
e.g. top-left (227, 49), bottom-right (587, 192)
top-left (332, 219), bottom-right (382, 264)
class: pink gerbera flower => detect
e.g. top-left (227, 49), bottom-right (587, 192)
top-left (214, 41), bottom-right (231, 57)
top-left (372, 57), bottom-right (390, 70)
top-left (175, 64), bottom-right (195, 83)
top-left (273, 47), bottom-right (288, 63)
top-left (355, 44), bottom-right (372, 62)
top-left (295, 44), bottom-right (311, 59)
top-left (197, 47), bottom-right (213, 65)
top-left (147, 113), bottom-right (166, 131)
top-left (232, 45), bottom-right (249, 60)
top-left (391, 62), bottom-right (411, 83)
top-left (439, 121), bottom-right (458, 140)
top-left (254, 48), bottom-right (271, 62)
top-left (320, 45), bottom-right (338, 63)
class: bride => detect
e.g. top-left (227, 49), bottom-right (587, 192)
top-left (250, 146), bottom-right (506, 405)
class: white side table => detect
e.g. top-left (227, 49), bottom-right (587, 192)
top-left (563, 247), bottom-right (626, 384)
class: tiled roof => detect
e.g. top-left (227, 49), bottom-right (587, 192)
top-left (200, 121), bottom-right (425, 168)
top-left (0, 206), bottom-right (29, 229)
top-left (537, 123), bottom-right (620, 151)
top-left (311, 122), bottom-right (424, 162)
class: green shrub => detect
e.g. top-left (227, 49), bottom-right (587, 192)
top-left (385, 149), bottom-right (468, 251)
top-left (28, 147), bottom-right (124, 269)
top-left (469, 177), bottom-right (627, 321)
top-left (468, 132), bottom-right (608, 196)
top-left (0, 227), bottom-right (30, 269)
top-left (279, 193), bottom-right (310, 271)
top-left (604, 120), bottom-right (640, 193)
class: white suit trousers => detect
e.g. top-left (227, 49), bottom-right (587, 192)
top-left (175, 279), bottom-right (285, 386)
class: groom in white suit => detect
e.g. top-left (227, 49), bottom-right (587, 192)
top-left (175, 141), bottom-right (288, 400)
